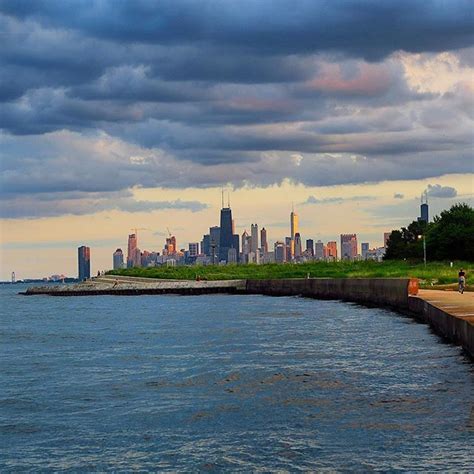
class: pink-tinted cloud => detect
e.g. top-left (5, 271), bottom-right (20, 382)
top-left (305, 63), bottom-right (392, 96)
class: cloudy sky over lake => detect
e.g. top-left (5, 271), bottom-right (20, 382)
top-left (1, 1), bottom-right (473, 278)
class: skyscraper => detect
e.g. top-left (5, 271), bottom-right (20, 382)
top-left (219, 206), bottom-right (234, 263)
top-left (290, 206), bottom-right (298, 258)
top-left (227, 247), bottom-right (237, 263)
top-left (274, 241), bottom-right (286, 263)
top-left (419, 192), bottom-right (429, 223)
top-left (294, 232), bottom-right (302, 258)
top-left (165, 235), bottom-right (177, 254)
top-left (340, 234), bottom-right (358, 260)
top-left (285, 237), bottom-right (292, 262)
top-left (127, 233), bottom-right (137, 267)
top-left (232, 234), bottom-right (240, 263)
top-left (113, 248), bottom-right (124, 270)
top-left (361, 242), bottom-right (369, 260)
top-left (326, 241), bottom-right (337, 260)
top-left (78, 246), bottom-right (90, 281)
top-left (209, 226), bottom-right (220, 263)
top-left (188, 242), bottom-right (199, 257)
top-left (201, 234), bottom-right (210, 256)
top-left (250, 224), bottom-right (259, 254)
top-left (306, 239), bottom-right (314, 256)
top-left (315, 240), bottom-right (325, 260)
top-left (261, 227), bottom-right (268, 254)
top-left (241, 230), bottom-right (251, 262)
top-left (384, 232), bottom-right (391, 248)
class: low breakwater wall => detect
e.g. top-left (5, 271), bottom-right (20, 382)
top-left (246, 278), bottom-right (412, 309)
top-left (22, 278), bottom-right (247, 296)
top-left (408, 297), bottom-right (474, 359)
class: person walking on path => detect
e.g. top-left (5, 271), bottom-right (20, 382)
top-left (458, 268), bottom-right (466, 294)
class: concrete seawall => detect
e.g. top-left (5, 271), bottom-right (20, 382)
top-left (408, 294), bottom-right (474, 359)
top-left (246, 278), bottom-right (411, 309)
top-left (23, 276), bottom-right (411, 308)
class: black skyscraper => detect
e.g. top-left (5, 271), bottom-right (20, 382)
top-left (418, 192), bottom-right (429, 223)
top-left (420, 203), bottom-right (429, 223)
top-left (219, 207), bottom-right (233, 263)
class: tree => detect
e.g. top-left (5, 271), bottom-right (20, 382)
top-left (427, 203), bottom-right (474, 261)
top-left (384, 220), bottom-right (428, 260)
top-left (384, 203), bottom-right (474, 262)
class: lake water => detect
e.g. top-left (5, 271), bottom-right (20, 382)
top-left (1, 284), bottom-right (473, 471)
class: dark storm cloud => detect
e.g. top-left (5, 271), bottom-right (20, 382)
top-left (0, 194), bottom-right (208, 219)
top-left (0, 1), bottom-right (473, 218)
top-left (2, 1), bottom-right (473, 59)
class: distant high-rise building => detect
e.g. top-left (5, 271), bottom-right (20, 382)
top-left (188, 242), bottom-right (199, 257)
top-left (340, 234), bottom-right (358, 260)
top-left (306, 239), bottom-right (314, 256)
top-left (290, 206), bottom-right (299, 258)
top-left (260, 227), bottom-right (268, 254)
top-left (165, 235), bottom-right (177, 255)
top-left (113, 248), bottom-right (124, 270)
top-left (294, 232), bottom-right (302, 258)
top-left (127, 233), bottom-right (137, 268)
top-left (232, 234), bottom-right (240, 263)
top-left (274, 241), bottom-right (286, 263)
top-left (219, 206), bottom-right (234, 263)
top-left (209, 226), bottom-right (220, 263)
top-left (326, 241), bottom-right (337, 259)
top-left (418, 191), bottom-right (429, 223)
top-left (384, 232), bottom-right (391, 248)
top-left (241, 230), bottom-right (251, 262)
top-left (201, 234), bottom-right (210, 256)
top-left (78, 246), bottom-right (90, 281)
top-left (315, 240), bottom-right (325, 260)
top-left (420, 203), bottom-right (429, 223)
top-left (133, 247), bottom-right (142, 267)
top-left (141, 250), bottom-right (151, 267)
top-left (241, 230), bottom-right (249, 251)
top-left (250, 224), bottom-right (259, 254)
top-left (228, 247), bottom-right (237, 264)
top-left (361, 242), bottom-right (369, 260)
top-left (285, 236), bottom-right (292, 262)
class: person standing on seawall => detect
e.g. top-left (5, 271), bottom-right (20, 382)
top-left (458, 269), bottom-right (466, 294)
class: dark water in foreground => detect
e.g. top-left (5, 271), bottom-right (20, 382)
top-left (1, 284), bottom-right (473, 471)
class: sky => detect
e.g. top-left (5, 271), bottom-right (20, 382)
top-left (1, 0), bottom-right (473, 279)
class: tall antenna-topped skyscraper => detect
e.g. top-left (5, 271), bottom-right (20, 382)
top-left (219, 192), bottom-right (236, 263)
top-left (290, 204), bottom-right (299, 258)
top-left (419, 191), bottom-right (429, 223)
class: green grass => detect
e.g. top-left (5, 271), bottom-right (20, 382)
top-left (107, 260), bottom-right (473, 286)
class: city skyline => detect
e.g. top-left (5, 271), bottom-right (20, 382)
top-left (13, 191), bottom-right (468, 281)
top-left (2, 182), bottom-right (473, 280)
top-left (1, 1), bottom-right (473, 279)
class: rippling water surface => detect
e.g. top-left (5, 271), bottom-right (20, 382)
top-left (1, 284), bottom-right (473, 471)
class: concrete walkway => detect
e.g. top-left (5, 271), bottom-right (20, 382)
top-left (417, 289), bottom-right (474, 325)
